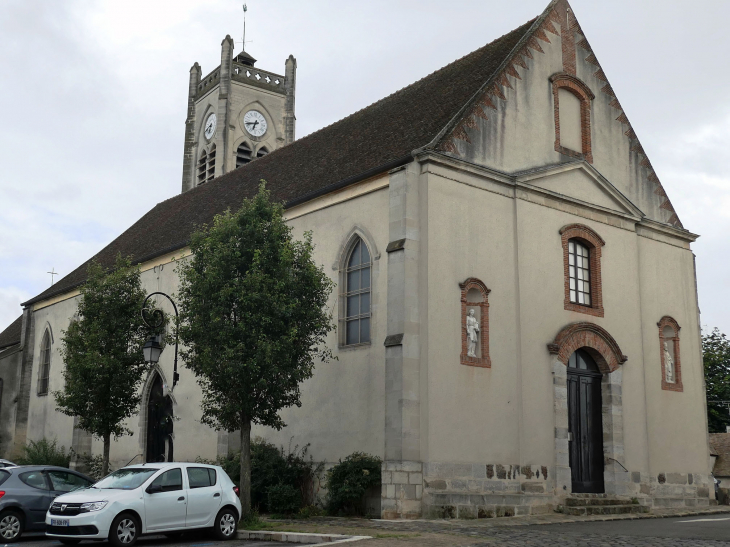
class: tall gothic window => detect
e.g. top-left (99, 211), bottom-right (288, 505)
top-left (197, 146), bottom-right (216, 185)
top-left (568, 239), bottom-right (591, 306)
top-left (256, 147), bottom-right (269, 159)
top-left (344, 237), bottom-right (371, 345)
top-left (236, 142), bottom-right (252, 168)
top-left (38, 330), bottom-right (51, 396)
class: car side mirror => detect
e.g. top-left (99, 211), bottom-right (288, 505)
top-left (146, 485), bottom-right (163, 494)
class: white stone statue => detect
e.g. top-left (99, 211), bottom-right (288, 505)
top-left (664, 341), bottom-right (675, 383)
top-left (466, 308), bottom-right (480, 357)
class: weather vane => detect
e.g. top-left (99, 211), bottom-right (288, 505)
top-left (48, 268), bottom-right (58, 285)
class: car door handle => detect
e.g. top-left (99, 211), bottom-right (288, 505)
top-left (213, 493), bottom-right (220, 498)
top-left (178, 496), bottom-right (185, 501)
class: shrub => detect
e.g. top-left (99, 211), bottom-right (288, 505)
top-left (77, 453), bottom-right (108, 481)
top-left (268, 483), bottom-right (301, 515)
top-left (326, 452), bottom-right (381, 515)
top-left (16, 439), bottom-right (72, 467)
top-left (197, 437), bottom-right (323, 514)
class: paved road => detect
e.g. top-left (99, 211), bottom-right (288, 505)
top-left (11, 530), bottom-right (296, 547)
top-left (466, 514), bottom-right (730, 545)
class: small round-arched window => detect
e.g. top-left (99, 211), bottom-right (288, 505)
top-left (344, 237), bottom-right (371, 345)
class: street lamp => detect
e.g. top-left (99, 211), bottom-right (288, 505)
top-left (141, 292), bottom-right (180, 389)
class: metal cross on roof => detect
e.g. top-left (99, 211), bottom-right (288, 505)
top-left (48, 268), bottom-right (58, 285)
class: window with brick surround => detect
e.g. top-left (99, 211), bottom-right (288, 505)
top-left (560, 224), bottom-right (604, 317)
top-left (342, 236), bottom-right (371, 346)
top-left (459, 278), bottom-right (491, 368)
top-left (550, 73), bottom-right (594, 163)
top-left (658, 316), bottom-right (682, 392)
top-left (38, 330), bottom-right (51, 396)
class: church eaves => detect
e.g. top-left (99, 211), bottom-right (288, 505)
top-left (24, 17), bottom-right (536, 307)
top-left (0, 315), bottom-right (22, 350)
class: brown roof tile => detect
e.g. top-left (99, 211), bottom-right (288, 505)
top-left (23, 16), bottom-right (538, 307)
top-left (710, 433), bottom-right (730, 477)
top-left (0, 315), bottom-right (22, 350)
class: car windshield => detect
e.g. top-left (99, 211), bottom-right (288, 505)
top-left (93, 468), bottom-right (158, 490)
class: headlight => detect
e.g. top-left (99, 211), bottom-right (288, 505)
top-left (80, 501), bottom-right (108, 512)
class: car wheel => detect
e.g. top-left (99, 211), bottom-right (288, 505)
top-left (109, 513), bottom-right (140, 547)
top-left (211, 508), bottom-right (237, 540)
top-left (59, 539), bottom-right (81, 545)
top-left (0, 510), bottom-right (23, 543)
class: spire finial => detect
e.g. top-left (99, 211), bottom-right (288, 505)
top-left (242, 4), bottom-right (248, 52)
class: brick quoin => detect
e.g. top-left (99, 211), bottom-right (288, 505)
top-left (459, 278), bottom-right (491, 368)
top-left (658, 316), bottom-right (683, 392)
top-left (548, 322), bottom-right (628, 374)
top-left (551, 73), bottom-right (594, 163)
top-left (560, 223), bottom-right (604, 318)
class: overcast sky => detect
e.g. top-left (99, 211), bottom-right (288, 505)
top-left (1, 0), bottom-right (729, 338)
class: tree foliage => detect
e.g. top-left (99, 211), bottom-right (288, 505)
top-left (325, 452), bottom-right (382, 516)
top-left (55, 255), bottom-right (152, 474)
top-left (176, 183), bottom-right (335, 516)
top-left (704, 328), bottom-right (730, 433)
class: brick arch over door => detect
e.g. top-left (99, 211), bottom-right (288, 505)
top-left (547, 322), bottom-right (628, 374)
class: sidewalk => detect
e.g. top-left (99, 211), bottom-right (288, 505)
top-left (248, 505), bottom-right (730, 546)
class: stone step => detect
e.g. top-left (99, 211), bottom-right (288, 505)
top-left (565, 497), bottom-right (635, 507)
top-left (564, 504), bottom-right (650, 516)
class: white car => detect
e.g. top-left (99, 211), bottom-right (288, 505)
top-left (45, 462), bottom-right (241, 546)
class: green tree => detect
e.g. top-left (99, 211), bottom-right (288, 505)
top-left (55, 255), bottom-right (152, 475)
top-left (176, 183), bottom-right (335, 517)
top-left (704, 328), bottom-right (730, 433)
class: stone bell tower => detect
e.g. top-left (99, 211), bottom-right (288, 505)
top-left (180, 36), bottom-right (297, 193)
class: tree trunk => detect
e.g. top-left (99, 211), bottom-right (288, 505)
top-left (240, 419), bottom-right (252, 518)
top-left (102, 434), bottom-right (111, 476)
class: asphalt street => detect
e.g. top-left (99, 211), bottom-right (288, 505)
top-left (9, 530), bottom-right (297, 547)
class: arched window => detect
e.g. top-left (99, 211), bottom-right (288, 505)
top-left (343, 237), bottom-right (371, 345)
top-left (38, 330), bottom-right (51, 396)
top-left (196, 151), bottom-right (207, 185)
top-left (256, 147), bottom-right (268, 159)
top-left (205, 145), bottom-right (216, 183)
top-left (560, 224), bottom-right (605, 317)
top-left (550, 73), bottom-right (594, 163)
top-left (236, 142), bottom-right (252, 168)
top-left (568, 239), bottom-right (591, 306)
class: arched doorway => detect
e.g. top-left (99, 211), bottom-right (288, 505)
top-left (567, 349), bottom-right (604, 493)
top-left (146, 374), bottom-right (174, 463)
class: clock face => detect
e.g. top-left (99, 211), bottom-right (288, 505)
top-left (204, 113), bottom-right (217, 140)
top-left (243, 110), bottom-right (267, 137)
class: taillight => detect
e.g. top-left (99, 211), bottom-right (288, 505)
top-left (233, 486), bottom-right (240, 496)
top-left (0, 491), bottom-right (5, 500)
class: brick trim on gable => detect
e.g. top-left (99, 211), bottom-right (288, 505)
top-left (560, 223), bottom-right (604, 318)
top-left (459, 278), bottom-right (491, 368)
top-left (658, 316), bottom-right (683, 392)
top-left (551, 73), bottom-right (594, 164)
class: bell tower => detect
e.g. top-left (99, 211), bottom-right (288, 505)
top-left (181, 36), bottom-right (297, 193)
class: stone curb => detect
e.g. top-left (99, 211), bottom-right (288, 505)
top-left (238, 530), bottom-right (371, 544)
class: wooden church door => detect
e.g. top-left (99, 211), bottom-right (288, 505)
top-left (567, 349), bottom-right (605, 493)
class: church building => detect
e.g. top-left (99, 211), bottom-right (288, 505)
top-left (0, 0), bottom-right (713, 518)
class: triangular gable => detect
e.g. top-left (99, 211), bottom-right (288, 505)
top-left (433, 0), bottom-right (684, 230)
top-left (515, 162), bottom-right (644, 219)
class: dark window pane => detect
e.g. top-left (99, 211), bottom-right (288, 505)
top-left (187, 467), bottom-right (212, 488)
top-left (347, 295), bottom-right (359, 318)
top-left (347, 270), bottom-right (360, 292)
top-left (360, 292), bottom-right (370, 314)
top-left (361, 267), bottom-right (371, 289)
top-left (348, 241), bottom-right (361, 268)
top-left (360, 318), bottom-right (370, 343)
top-left (208, 468), bottom-right (217, 485)
top-left (346, 320), bottom-right (359, 345)
top-left (48, 471), bottom-right (89, 492)
top-left (20, 471), bottom-right (49, 490)
top-left (151, 468), bottom-right (182, 492)
top-left (361, 243), bottom-right (370, 263)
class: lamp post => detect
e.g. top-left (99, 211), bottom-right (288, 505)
top-left (141, 292), bottom-right (180, 389)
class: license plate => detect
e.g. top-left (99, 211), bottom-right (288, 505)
top-left (51, 519), bottom-right (70, 527)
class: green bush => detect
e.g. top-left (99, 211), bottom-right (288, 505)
top-left (16, 439), bottom-right (72, 467)
top-left (77, 453), bottom-right (108, 481)
top-left (197, 437), bottom-right (323, 514)
top-left (268, 483), bottom-right (301, 515)
top-left (326, 452), bottom-right (381, 515)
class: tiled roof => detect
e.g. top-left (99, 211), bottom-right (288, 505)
top-left (23, 16), bottom-right (539, 307)
top-left (0, 315), bottom-right (22, 350)
top-left (710, 433), bottom-right (730, 477)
